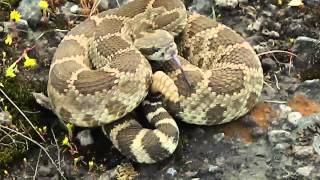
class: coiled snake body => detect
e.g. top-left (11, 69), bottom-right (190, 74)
top-left (47, 0), bottom-right (264, 163)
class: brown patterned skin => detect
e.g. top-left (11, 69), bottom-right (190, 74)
top-left (154, 13), bottom-right (264, 125)
top-left (47, 0), bottom-right (263, 163)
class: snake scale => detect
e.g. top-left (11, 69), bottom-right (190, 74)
top-left (47, 0), bottom-right (264, 163)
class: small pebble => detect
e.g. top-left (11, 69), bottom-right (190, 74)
top-left (294, 146), bottom-right (314, 158)
top-left (287, 111), bottom-right (302, 127)
top-left (215, 0), bottom-right (239, 8)
top-left (268, 130), bottom-right (294, 145)
top-left (297, 166), bottom-right (314, 177)
top-left (166, 167), bottom-right (177, 177)
top-left (76, 130), bottom-right (94, 146)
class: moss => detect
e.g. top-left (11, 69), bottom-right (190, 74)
top-left (0, 73), bottom-right (47, 167)
top-left (0, 146), bottom-right (26, 169)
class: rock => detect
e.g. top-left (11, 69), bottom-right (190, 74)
top-left (247, 17), bottom-right (263, 32)
top-left (261, 57), bottom-right (277, 73)
top-left (212, 133), bottom-right (225, 143)
top-left (208, 164), bottom-right (220, 173)
top-left (166, 167), bottom-right (177, 177)
top-left (293, 146), bottom-right (314, 158)
top-left (76, 130), bottom-right (94, 146)
top-left (296, 166), bottom-right (314, 177)
top-left (97, 0), bottom-right (109, 10)
top-left (268, 130), bottom-right (294, 145)
top-left (304, 0), bottom-right (320, 6)
top-left (291, 36), bottom-right (320, 80)
top-left (0, 111), bottom-right (12, 125)
top-left (189, 0), bottom-right (214, 17)
top-left (294, 79), bottom-right (320, 102)
top-left (287, 111), bottom-right (302, 127)
top-left (38, 165), bottom-right (53, 177)
top-left (215, 0), bottom-right (239, 8)
top-left (279, 104), bottom-right (292, 119)
top-left (17, 0), bottom-right (42, 29)
top-left (61, 2), bottom-right (82, 18)
top-left (312, 135), bottom-right (320, 155)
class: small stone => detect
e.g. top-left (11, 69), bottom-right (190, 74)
top-left (98, 0), bottom-right (109, 10)
top-left (287, 112), bottom-right (302, 127)
top-left (208, 165), bottom-right (219, 173)
top-left (213, 133), bottom-right (225, 142)
top-left (189, 0), bottom-right (213, 17)
top-left (294, 146), bottom-right (314, 158)
top-left (313, 135), bottom-right (320, 155)
top-left (261, 57), bottom-right (277, 73)
top-left (166, 168), bottom-right (177, 177)
top-left (297, 166), bottom-right (314, 177)
top-left (70, 5), bottom-right (81, 14)
top-left (292, 36), bottom-right (320, 80)
top-left (268, 130), bottom-right (294, 145)
top-left (38, 165), bottom-right (52, 176)
top-left (215, 0), bottom-right (239, 8)
top-left (76, 130), bottom-right (94, 146)
top-left (0, 111), bottom-right (12, 125)
top-left (17, 0), bottom-right (42, 29)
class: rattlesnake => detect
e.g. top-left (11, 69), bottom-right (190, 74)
top-left (47, 0), bottom-right (264, 163)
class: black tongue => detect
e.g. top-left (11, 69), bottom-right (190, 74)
top-left (171, 54), bottom-right (192, 88)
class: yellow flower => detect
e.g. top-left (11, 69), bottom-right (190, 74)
top-left (38, 0), bottom-right (49, 10)
top-left (5, 62), bottom-right (17, 78)
top-left (66, 123), bottom-right (74, 133)
top-left (4, 34), bottom-right (13, 45)
top-left (23, 54), bottom-right (37, 68)
top-left (62, 136), bottom-right (70, 146)
top-left (88, 160), bottom-right (94, 171)
top-left (10, 10), bottom-right (21, 22)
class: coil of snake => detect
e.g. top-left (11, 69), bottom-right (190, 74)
top-left (47, 0), bottom-right (264, 163)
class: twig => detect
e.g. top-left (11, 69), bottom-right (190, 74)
top-left (257, 50), bottom-right (303, 61)
top-left (33, 149), bottom-right (42, 180)
top-left (273, 73), bottom-right (280, 90)
top-left (0, 88), bottom-right (45, 142)
top-left (35, 29), bottom-right (68, 41)
top-left (89, 0), bottom-right (101, 17)
top-left (116, 0), bottom-right (121, 7)
top-left (0, 124), bottom-right (66, 180)
top-left (51, 127), bottom-right (62, 171)
top-left (264, 100), bottom-right (287, 104)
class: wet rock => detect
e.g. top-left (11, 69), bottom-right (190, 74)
top-left (215, 0), bottom-right (238, 8)
top-left (268, 130), bottom-right (294, 145)
top-left (292, 36), bottom-right (320, 80)
top-left (287, 111), bottom-right (302, 128)
top-left (189, 0), bottom-right (213, 16)
top-left (76, 130), bottom-right (94, 146)
top-left (296, 166), bottom-right (314, 177)
top-left (17, 0), bottom-right (42, 29)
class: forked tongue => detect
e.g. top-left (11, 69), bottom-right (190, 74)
top-left (171, 54), bottom-right (192, 87)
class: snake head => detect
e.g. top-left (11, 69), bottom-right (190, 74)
top-left (134, 29), bottom-right (177, 61)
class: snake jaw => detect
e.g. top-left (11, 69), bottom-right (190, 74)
top-left (171, 54), bottom-right (192, 88)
